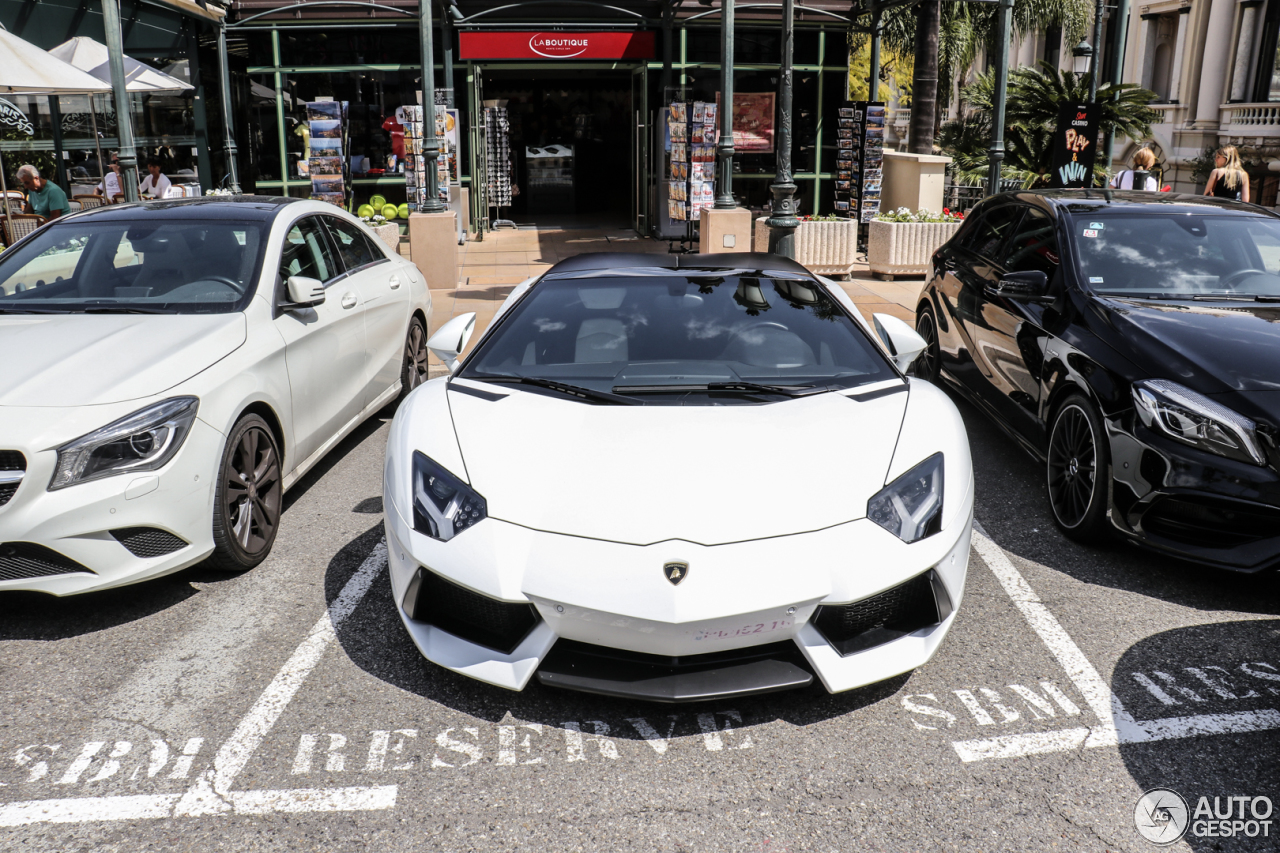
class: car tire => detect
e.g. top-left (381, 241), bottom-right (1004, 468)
top-left (1046, 393), bottom-right (1112, 543)
top-left (206, 414), bottom-right (283, 572)
top-left (397, 315), bottom-right (429, 403)
top-left (913, 303), bottom-right (942, 382)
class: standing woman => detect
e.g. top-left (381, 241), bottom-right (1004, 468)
top-left (1204, 146), bottom-right (1250, 202)
top-left (1110, 148), bottom-right (1159, 190)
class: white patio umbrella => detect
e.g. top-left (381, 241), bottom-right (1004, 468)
top-left (48, 37), bottom-right (194, 200)
top-left (48, 37), bottom-right (193, 94)
top-left (0, 27), bottom-right (110, 239)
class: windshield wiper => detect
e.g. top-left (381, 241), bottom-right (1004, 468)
top-left (0, 306), bottom-right (74, 314)
top-left (80, 305), bottom-right (171, 314)
top-left (612, 381), bottom-right (833, 398)
top-left (478, 375), bottom-right (637, 405)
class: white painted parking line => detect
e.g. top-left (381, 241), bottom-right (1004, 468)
top-left (0, 541), bottom-right (394, 827)
top-left (956, 526), bottom-right (1280, 762)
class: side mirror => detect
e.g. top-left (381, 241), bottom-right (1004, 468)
top-left (284, 275), bottom-right (325, 308)
top-left (872, 313), bottom-right (927, 373)
top-left (426, 312), bottom-right (476, 374)
top-left (995, 270), bottom-right (1052, 303)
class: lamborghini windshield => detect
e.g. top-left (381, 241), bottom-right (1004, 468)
top-left (461, 270), bottom-right (895, 402)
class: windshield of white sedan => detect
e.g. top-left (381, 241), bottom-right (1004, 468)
top-left (0, 220), bottom-right (265, 313)
top-left (1075, 214), bottom-right (1280, 299)
top-left (461, 273), bottom-right (894, 402)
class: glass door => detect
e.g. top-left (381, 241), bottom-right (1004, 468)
top-left (630, 63), bottom-right (648, 235)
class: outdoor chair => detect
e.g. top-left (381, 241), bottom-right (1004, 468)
top-left (65, 200), bottom-right (83, 212)
top-left (2, 191), bottom-right (24, 216)
top-left (111, 193), bottom-right (125, 204)
top-left (73, 194), bottom-right (106, 210)
top-left (1, 213), bottom-right (46, 247)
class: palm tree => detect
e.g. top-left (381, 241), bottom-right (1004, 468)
top-left (853, 0), bottom-right (1094, 151)
top-left (938, 62), bottom-right (1158, 187)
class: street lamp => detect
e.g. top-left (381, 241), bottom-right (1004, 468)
top-left (1072, 39), bottom-right (1093, 76)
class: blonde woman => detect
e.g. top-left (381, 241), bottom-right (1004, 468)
top-left (1204, 146), bottom-right (1250, 202)
top-left (1109, 148), bottom-right (1158, 190)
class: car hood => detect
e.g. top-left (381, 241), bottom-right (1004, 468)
top-left (1095, 297), bottom-right (1280, 394)
top-left (448, 382), bottom-right (909, 546)
top-left (0, 313), bottom-right (246, 407)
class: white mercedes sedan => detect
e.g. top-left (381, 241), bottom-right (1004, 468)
top-left (0, 197), bottom-right (430, 595)
top-left (384, 253), bottom-right (973, 702)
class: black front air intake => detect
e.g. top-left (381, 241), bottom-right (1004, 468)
top-left (812, 569), bottom-right (952, 656)
top-left (403, 566), bottom-right (538, 654)
top-left (0, 451), bottom-right (26, 508)
top-left (111, 528), bottom-right (189, 559)
top-left (0, 543), bottom-right (95, 581)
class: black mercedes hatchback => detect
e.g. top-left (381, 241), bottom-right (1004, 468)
top-left (915, 189), bottom-right (1280, 572)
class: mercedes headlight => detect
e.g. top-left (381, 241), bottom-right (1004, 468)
top-left (412, 451), bottom-right (487, 541)
top-left (49, 397), bottom-right (199, 491)
top-left (1132, 380), bottom-right (1265, 466)
top-left (868, 453), bottom-right (944, 543)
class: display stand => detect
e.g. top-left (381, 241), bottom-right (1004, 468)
top-left (305, 100), bottom-right (350, 209)
top-left (484, 106), bottom-right (516, 229)
top-left (662, 98), bottom-right (717, 252)
top-left (832, 100), bottom-right (885, 251)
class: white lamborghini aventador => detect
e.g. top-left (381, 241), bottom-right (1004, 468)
top-left (384, 252), bottom-right (973, 702)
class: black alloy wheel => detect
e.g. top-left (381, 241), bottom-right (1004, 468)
top-left (208, 414), bottom-right (283, 571)
top-left (913, 304), bottom-right (942, 382)
top-left (399, 316), bottom-right (429, 402)
top-left (1046, 394), bottom-right (1111, 543)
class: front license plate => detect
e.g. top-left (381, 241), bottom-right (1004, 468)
top-left (693, 619), bottom-right (793, 643)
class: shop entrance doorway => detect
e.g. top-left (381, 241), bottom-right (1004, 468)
top-left (476, 68), bottom-right (641, 232)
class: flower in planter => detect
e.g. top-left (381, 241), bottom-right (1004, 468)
top-left (360, 213), bottom-right (389, 226)
top-left (873, 207), bottom-right (964, 223)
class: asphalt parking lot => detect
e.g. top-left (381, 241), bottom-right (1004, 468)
top-left (1, 385), bottom-right (1278, 852)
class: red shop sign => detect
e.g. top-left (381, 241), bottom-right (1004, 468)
top-left (459, 31), bottom-right (656, 60)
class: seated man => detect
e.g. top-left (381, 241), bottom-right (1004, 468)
top-left (17, 164), bottom-right (69, 221)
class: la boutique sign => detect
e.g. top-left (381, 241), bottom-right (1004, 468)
top-left (459, 31), bottom-right (656, 60)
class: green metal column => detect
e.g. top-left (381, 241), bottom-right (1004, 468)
top-left (714, 0), bottom-right (735, 208)
top-left (187, 28), bottom-right (214, 192)
top-left (103, 0), bottom-right (140, 201)
top-left (273, 30), bottom-right (287, 196)
top-left (1104, 0), bottom-right (1133, 174)
top-left (869, 4), bottom-right (881, 100)
top-left (767, 0), bottom-right (798, 257)
top-left (986, 0), bottom-right (1012, 196)
top-left (220, 21), bottom-right (242, 192)
top-left (419, 0), bottom-right (446, 212)
top-left (49, 98), bottom-right (68, 189)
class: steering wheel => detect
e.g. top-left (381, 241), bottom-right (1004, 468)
top-left (734, 321), bottom-right (789, 334)
top-left (1219, 269), bottom-right (1275, 290)
top-left (187, 275), bottom-right (247, 295)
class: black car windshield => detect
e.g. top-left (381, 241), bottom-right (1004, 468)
top-left (1073, 213), bottom-right (1280, 298)
top-left (460, 272), bottom-right (895, 403)
top-left (0, 219), bottom-right (266, 313)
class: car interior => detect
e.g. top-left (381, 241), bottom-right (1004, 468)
top-left (1076, 215), bottom-right (1280, 296)
top-left (0, 221), bottom-right (264, 307)
top-left (465, 276), bottom-right (894, 390)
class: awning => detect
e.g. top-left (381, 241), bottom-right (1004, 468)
top-left (48, 37), bottom-right (194, 93)
top-left (0, 28), bottom-right (112, 95)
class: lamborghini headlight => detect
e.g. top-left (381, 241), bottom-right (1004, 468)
top-left (1132, 379), bottom-right (1265, 466)
top-left (412, 451), bottom-right (487, 541)
top-left (867, 453), bottom-right (944, 543)
top-left (49, 396), bottom-right (199, 490)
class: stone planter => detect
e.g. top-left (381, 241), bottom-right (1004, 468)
top-left (867, 220), bottom-right (961, 280)
top-left (371, 222), bottom-right (401, 254)
top-left (753, 217), bottom-right (861, 277)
